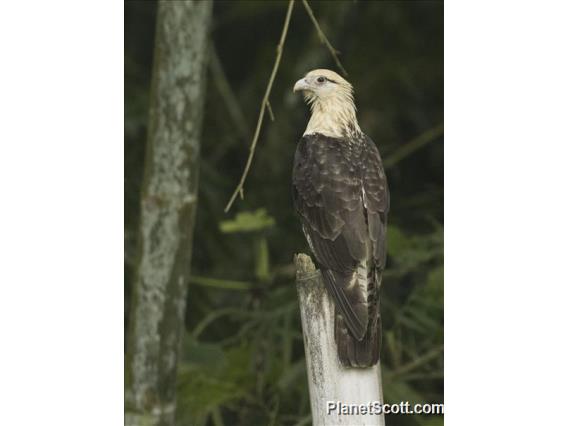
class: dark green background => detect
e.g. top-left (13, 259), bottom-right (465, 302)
top-left (125, 1), bottom-right (443, 425)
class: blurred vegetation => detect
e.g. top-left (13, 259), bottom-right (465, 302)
top-left (125, 1), bottom-right (443, 425)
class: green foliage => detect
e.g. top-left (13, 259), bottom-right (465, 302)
top-left (219, 209), bottom-right (275, 234)
top-left (177, 341), bottom-right (255, 424)
top-left (125, 1), bottom-right (444, 425)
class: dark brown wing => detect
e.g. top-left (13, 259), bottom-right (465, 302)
top-left (332, 134), bottom-right (389, 367)
top-left (292, 133), bottom-right (370, 339)
top-left (361, 134), bottom-right (389, 272)
top-left (335, 137), bottom-right (389, 368)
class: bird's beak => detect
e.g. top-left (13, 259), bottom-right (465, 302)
top-left (293, 78), bottom-right (310, 93)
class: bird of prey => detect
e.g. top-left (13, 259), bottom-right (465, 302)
top-left (292, 69), bottom-right (389, 368)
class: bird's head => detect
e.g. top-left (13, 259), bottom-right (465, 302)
top-left (293, 69), bottom-right (360, 138)
top-left (293, 69), bottom-right (354, 107)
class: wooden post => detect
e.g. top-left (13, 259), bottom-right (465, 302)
top-left (295, 254), bottom-right (386, 426)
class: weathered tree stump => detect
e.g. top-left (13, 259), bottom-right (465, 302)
top-left (295, 253), bottom-right (385, 426)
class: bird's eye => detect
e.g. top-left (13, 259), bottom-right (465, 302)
top-left (316, 76), bottom-right (326, 83)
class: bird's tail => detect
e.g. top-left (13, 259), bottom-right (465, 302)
top-left (334, 267), bottom-right (382, 368)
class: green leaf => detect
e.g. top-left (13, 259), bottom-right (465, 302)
top-left (426, 266), bottom-right (444, 294)
top-left (190, 275), bottom-right (252, 291)
top-left (177, 345), bottom-right (255, 421)
top-left (183, 337), bottom-right (226, 367)
top-left (219, 209), bottom-right (275, 233)
top-left (387, 226), bottom-right (412, 258)
top-left (255, 237), bottom-right (270, 281)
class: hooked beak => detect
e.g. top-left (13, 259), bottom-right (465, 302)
top-left (293, 78), bottom-right (310, 93)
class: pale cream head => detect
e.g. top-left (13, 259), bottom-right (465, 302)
top-left (293, 69), bottom-right (361, 138)
top-left (293, 69), bottom-right (354, 103)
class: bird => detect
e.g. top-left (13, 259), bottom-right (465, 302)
top-left (292, 69), bottom-right (389, 368)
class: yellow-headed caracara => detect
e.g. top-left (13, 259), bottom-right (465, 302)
top-left (292, 69), bottom-right (389, 368)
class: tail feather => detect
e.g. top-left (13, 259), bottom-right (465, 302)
top-left (321, 269), bottom-right (368, 340)
top-left (335, 314), bottom-right (380, 367)
top-left (334, 268), bottom-right (382, 368)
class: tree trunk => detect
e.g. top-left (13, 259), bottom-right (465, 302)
top-left (125, 2), bottom-right (212, 425)
top-left (295, 254), bottom-right (385, 426)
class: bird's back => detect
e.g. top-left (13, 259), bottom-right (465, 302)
top-left (292, 132), bottom-right (388, 367)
